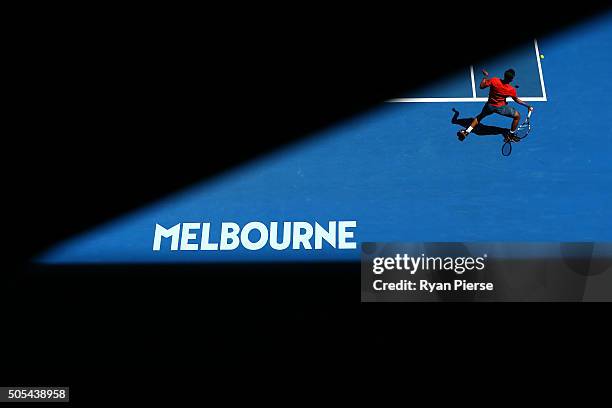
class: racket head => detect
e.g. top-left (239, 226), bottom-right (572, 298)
top-left (515, 119), bottom-right (531, 139)
top-left (502, 141), bottom-right (512, 156)
top-left (515, 110), bottom-right (532, 139)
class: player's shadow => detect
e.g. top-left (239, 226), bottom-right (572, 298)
top-left (451, 108), bottom-right (508, 137)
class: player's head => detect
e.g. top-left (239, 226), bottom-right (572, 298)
top-left (504, 69), bottom-right (516, 82)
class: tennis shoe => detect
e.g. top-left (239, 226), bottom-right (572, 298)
top-left (504, 132), bottom-right (521, 143)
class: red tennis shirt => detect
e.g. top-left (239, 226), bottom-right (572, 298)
top-left (482, 77), bottom-right (517, 106)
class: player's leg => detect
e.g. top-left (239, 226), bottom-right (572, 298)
top-left (510, 110), bottom-right (520, 132)
top-left (506, 108), bottom-right (521, 142)
top-left (457, 117), bottom-right (481, 141)
top-left (457, 104), bottom-right (490, 141)
top-left (492, 105), bottom-right (521, 142)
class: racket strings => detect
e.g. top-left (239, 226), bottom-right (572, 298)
top-left (515, 121), bottom-right (531, 138)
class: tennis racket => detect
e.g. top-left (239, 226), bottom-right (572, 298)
top-left (515, 109), bottom-right (532, 139)
top-left (501, 109), bottom-right (532, 156)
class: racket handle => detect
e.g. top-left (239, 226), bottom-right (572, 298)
top-left (527, 110), bottom-right (532, 118)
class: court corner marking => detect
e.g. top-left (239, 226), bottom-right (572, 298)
top-left (389, 39), bottom-right (548, 103)
top-left (389, 97), bottom-right (547, 103)
top-left (534, 38), bottom-right (548, 101)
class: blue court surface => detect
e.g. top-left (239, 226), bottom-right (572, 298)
top-left (39, 13), bottom-right (612, 264)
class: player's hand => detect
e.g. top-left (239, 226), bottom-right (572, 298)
top-left (528, 106), bottom-right (534, 112)
top-left (482, 69), bottom-right (489, 77)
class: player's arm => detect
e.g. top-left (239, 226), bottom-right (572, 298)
top-left (479, 69), bottom-right (490, 89)
top-left (511, 96), bottom-right (534, 111)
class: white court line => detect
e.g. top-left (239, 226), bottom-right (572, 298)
top-left (391, 39), bottom-right (548, 103)
top-left (470, 65), bottom-right (476, 98)
top-left (534, 39), bottom-right (548, 101)
top-left (389, 97), bottom-right (547, 103)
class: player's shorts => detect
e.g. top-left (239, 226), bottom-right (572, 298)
top-left (479, 103), bottom-right (517, 118)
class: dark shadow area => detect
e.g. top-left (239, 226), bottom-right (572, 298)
top-left (5, 261), bottom-right (611, 403)
top-left (4, 4), bottom-right (612, 400)
top-left (451, 108), bottom-right (508, 137)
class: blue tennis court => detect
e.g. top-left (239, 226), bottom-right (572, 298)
top-left (39, 12), bottom-right (612, 264)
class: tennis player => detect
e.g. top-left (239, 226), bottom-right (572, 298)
top-left (457, 68), bottom-right (534, 142)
